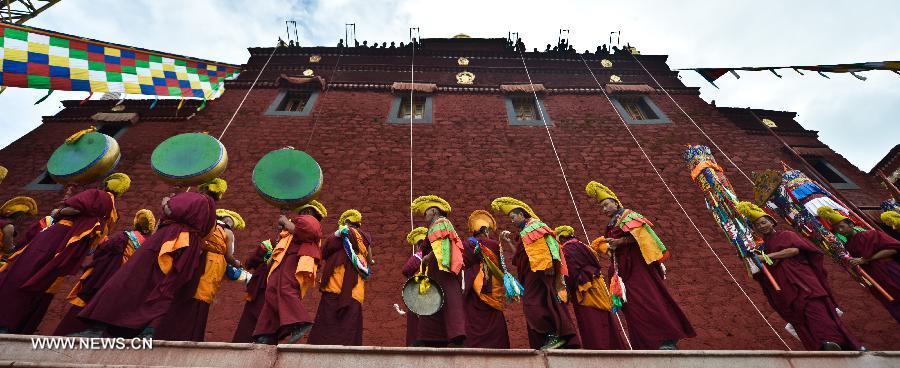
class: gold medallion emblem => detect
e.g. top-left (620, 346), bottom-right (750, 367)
top-left (309, 55), bottom-right (322, 63)
top-left (609, 74), bottom-right (622, 83)
top-left (457, 57), bottom-right (470, 66)
top-left (456, 71), bottom-right (475, 85)
top-left (600, 59), bottom-right (613, 68)
top-left (303, 69), bottom-right (314, 76)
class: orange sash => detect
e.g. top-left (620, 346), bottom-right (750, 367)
top-left (194, 225), bottom-right (228, 303)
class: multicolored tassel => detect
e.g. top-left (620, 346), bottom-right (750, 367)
top-left (609, 272), bottom-right (627, 313)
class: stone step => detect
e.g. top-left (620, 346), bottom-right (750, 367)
top-left (2, 334), bottom-right (897, 368)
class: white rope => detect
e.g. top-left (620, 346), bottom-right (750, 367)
top-left (218, 46), bottom-right (278, 141)
top-left (628, 53), bottom-right (753, 185)
top-left (578, 54), bottom-right (792, 350)
top-left (517, 48), bottom-right (633, 350)
top-left (304, 46), bottom-right (347, 149)
top-left (408, 29), bottom-right (419, 231)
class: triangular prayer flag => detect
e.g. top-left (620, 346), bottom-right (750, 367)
top-left (0, 86), bottom-right (6, 95)
top-left (34, 89), bottom-right (54, 105)
top-left (693, 68), bottom-right (730, 89)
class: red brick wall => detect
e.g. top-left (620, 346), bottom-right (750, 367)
top-left (0, 52), bottom-right (895, 350)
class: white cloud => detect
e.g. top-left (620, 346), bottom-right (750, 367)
top-left (2, 0), bottom-right (898, 170)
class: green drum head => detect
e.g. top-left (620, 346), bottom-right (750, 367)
top-left (151, 133), bottom-right (225, 180)
top-left (47, 132), bottom-right (111, 178)
top-left (253, 149), bottom-right (323, 206)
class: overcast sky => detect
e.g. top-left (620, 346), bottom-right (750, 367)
top-left (2, 0), bottom-right (898, 171)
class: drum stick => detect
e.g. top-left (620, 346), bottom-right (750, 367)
top-left (857, 266), bottom-right (894, 301)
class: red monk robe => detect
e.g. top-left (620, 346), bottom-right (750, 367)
top-left (605, 221), bottom-right (695, 349)
top-left (77, 192), bottom-right (216, 335)
top-left (53, 231), bottom-right (143, 336)
top-left (511, 229), bottom-right (581, 349)
top-left (307, 226), bottom-right (372, 345)
top-left (462, 236), bottom-right (511, 348)
top-left (153, 222), bottom-right (230, 341)
top-left (756, 230), bottom-right (862, 350)
top-left (402, 248), bottom-right (424, 346)
top-left (416, 217), bottom-right (467, 347)
top-left (232, 237), bottom-right (277, 343)
top-left (252, 214), bottom-right (322, 340)
top-left (562, 238), bottom-right (625, 350)
top-left (844, 230), bottom-right (900, 322)
top-left (0, 188), bottom-right (117, 333)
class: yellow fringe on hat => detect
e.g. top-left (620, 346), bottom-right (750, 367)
top-left (0, 166), bottom-right (8, 184)
top-left (338, 209), bottom-right (362, 226)
top-left (198, 178), bottom-right (227, 198)
top-left (586, 181), bottom-right (621, 206)
top-left (0, 196), bottom-right (38, 217)
top-left (411, 195), bottom-right (451, 215)
top-left (554, 225), bottom-right (575, 239)
top-left (467, 210), bottom-right (496, 234)
top-left (407, 226), bottom-right (428, 246)
top-left (65, 126), bottom-right (97, 144)
top-left (216, 208), bottom-right (246, 230)
top-left (737, 201), bottom-right (768, 222)
top-left (103, 173), bottom-right (131, 196)
top-left (133, 209), bottom-right (156, 232)
top-left (881, 211), bottom-right (900, 231)
top-left (817, 206), bottom-right (849, 226)
top-left (490, 197), bottom-right (539, 220)
top-left (296, 200), bottom-right (327, 218)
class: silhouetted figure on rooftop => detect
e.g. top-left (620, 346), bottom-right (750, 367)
top-left (337, 39), bottom-right (344, 48)
top-left (390, 42), bottom-right (396, 49)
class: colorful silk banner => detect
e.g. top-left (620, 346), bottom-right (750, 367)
top-left (0, 22), bottom-right (240, 99)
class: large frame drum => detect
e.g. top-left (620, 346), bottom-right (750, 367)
top-left (151, 133), bottom-right (228, 186)
top-left (252, 148), bottom-right (323, 208)
top-left (47, 131), bottom-right (121, 185)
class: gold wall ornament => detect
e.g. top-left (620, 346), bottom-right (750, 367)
top-left (600, 59), bottom-right (613, 68)
top-left (457, 57), bottom-right (470, 66)
top-left (628, 47), bottom-right (640, 55)
top-left (302, 69), bottom-right (314, 76)
top-left (609, 74), bottom-right (622, 83)
top-left (110, 104), bottom-right (126, 112)
top-left (456, 71), bottom-right (475, 85)
top-left (761, 118), bottom-right (778, 128)
top-left (309, 55), bottom-right (322, 63)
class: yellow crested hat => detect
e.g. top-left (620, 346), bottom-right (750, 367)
top-left (216, 208), bottom-right (246, 230)
top-left (817, 206), bottom-right (849, 227)
top-left (0, 165), bottom-right (8, 184)
top-left (103, 173), bottom-right (131, 196)
top-left (554, 225), bottom-right (575, 239)
top-left (490, 197), bottom-right (539, 220)
top-left (198, 178), bottom-right (227, 199)
top-left (133, 209), bottom-right (156, 232)
top-left (467, 210), bottom-right (496, 234)
top-left (881, 211), bottom-right (900, 231)
top-left (338, 209), bottom-right (362, 226)
top-left (737, 201), bottom-right (774, 223)
top-left (407, 226), bottom-right (428, 246)
top-left (296, 200), bottom-right (327, 218)
top-left (411, 195), bottom-right (451, 215)
top-left (586, 181), bottom-right (621, 207)
top-left (0, 196), bottom-right (38, 217)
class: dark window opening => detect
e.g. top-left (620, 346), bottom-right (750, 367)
top-left (276, 91), bottom-right (312, 112)
top-left (96, 123), bottom-right (127, 138)
top-left (398, 96), bottom-right (427, 119)
top-left (803, 155), bottom-right (848, 184)
top-left (511, 96), bottom-right (539, 121)
top-left (618, 97), bottom-right (659, 121)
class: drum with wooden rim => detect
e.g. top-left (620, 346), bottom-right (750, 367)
top-left (252, 148), bottom-right (323, 208)
top-left (47, 131), bottom-right (121, 185)
top-left (402, 273), bottom-right (444, 316)
top-left (151, 133), bottom-right (228, 185)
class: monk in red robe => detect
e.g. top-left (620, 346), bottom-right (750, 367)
top-left (53, 209), bottom-right (156, 336)
top-left (821, 207), bottom-right (900, 323)
top-left (75, 190), bottom-right (216, 338)
top-left (308, 209), bottom-right (373, 345)
top-left (232, 236), bottom-right (278, 342)
top-left (410, 195), bottom-right (467, 347)
top-left (492, 197), bottom-right (580, 350)
top-left (739, 202), bottom-right (862, 350)
top-left (153, 208), bottom-right (244, 341)
top-left (462, 210), bottom-right (511, 348)
top-left (253, 200), bottom-right (325, 344)
top-left (586, 182), bottom-right (695, 350)
top-left (402, 227), bottom-right (428, 346)
top-left (0, 196), bottom-right (39, 267)
top-left (556, 225), bottom-right (625, 350)
top-left (0, 173), bottom-right (128, 334)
